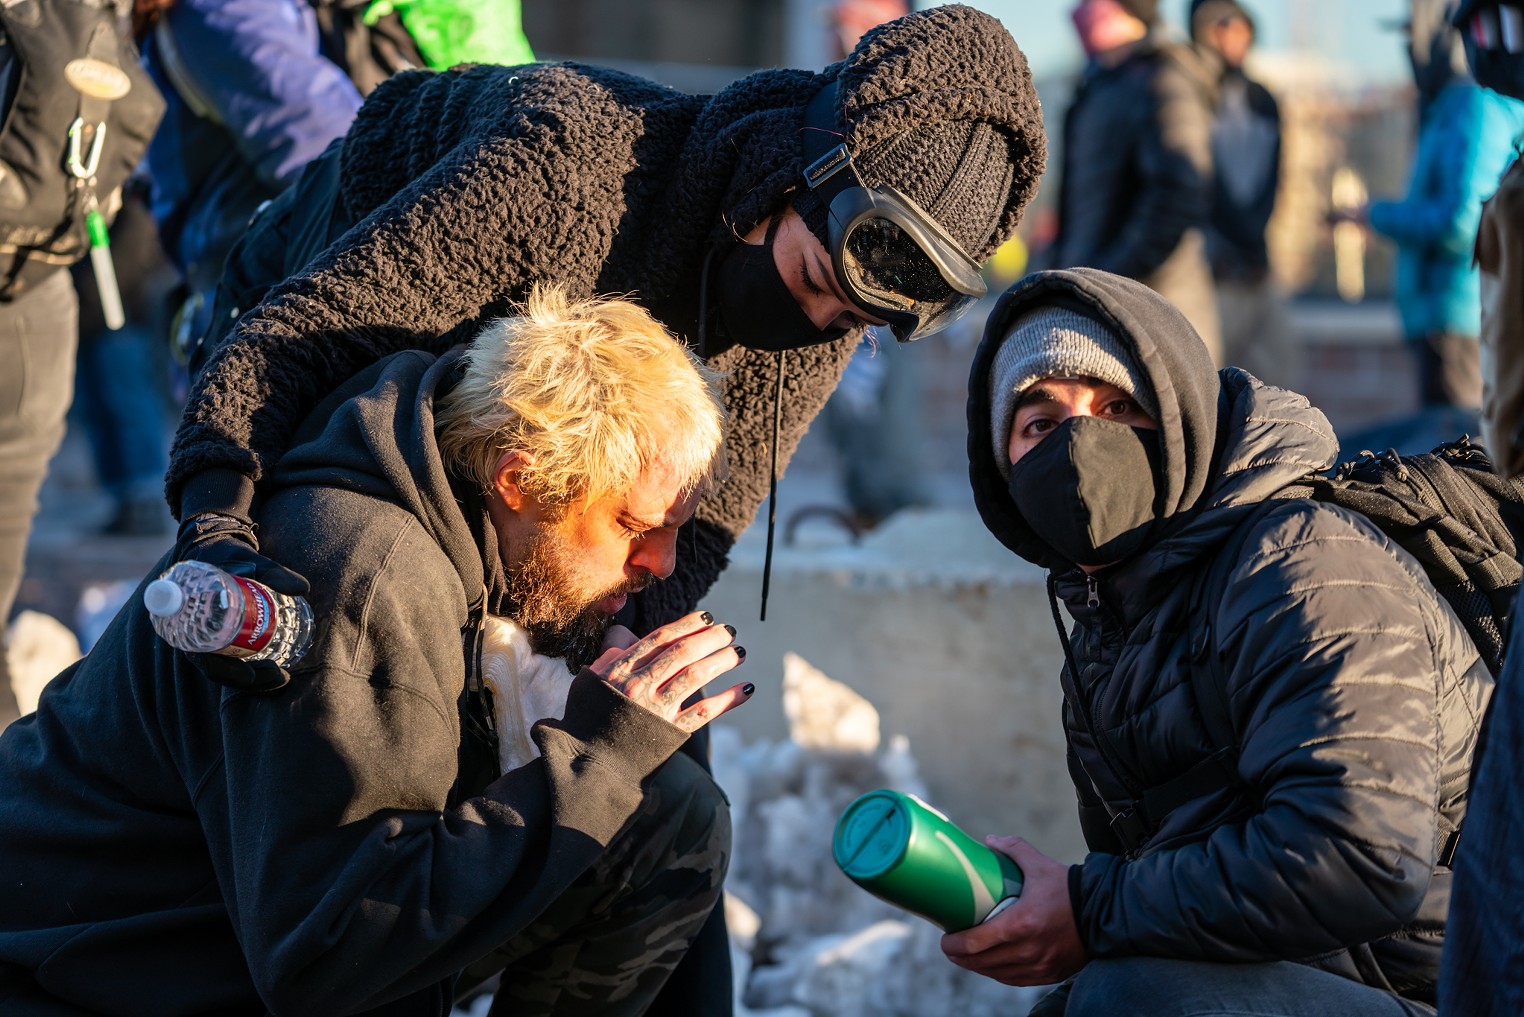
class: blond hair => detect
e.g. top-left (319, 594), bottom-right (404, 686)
top-left (435, 286), bottom-right (726, 508)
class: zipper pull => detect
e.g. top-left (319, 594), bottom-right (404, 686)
top-left (1086, 574), bottom-right (1099, 608)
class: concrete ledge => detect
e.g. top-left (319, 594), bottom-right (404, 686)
top-left (706, 507), bottom-right (1087, 860)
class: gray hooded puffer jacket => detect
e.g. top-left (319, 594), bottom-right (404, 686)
top-left (967, 269), bottom-right (1492, 1003)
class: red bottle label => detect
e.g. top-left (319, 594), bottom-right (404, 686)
top-left (225, 575), bottom-right (276, 657)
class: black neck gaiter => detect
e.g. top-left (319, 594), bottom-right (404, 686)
top-left (713, 218), bottom-right (846, 352)
top-left (1007, 416), bottom-right (1164, 569)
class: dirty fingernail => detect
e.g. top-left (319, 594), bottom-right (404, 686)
top-left (742, 683), bottom-right (756, 696)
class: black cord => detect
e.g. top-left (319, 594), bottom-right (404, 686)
top-left (760, 348), bottom-right (786, 621)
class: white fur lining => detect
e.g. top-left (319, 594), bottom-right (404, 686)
top-left (479, 614), bottom-right (576, 773)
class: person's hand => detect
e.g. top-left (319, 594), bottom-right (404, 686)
top-left (171, 512), bottom-right (310, 693)
top-left (941, 836), bottom-right (1087, 987)
top-left (590, 611), bottom-right (751, 732)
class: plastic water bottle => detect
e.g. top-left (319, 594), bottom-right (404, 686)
top-left (143, 561), bottom-right (314, 668)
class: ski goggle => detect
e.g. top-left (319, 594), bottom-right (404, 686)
top-left (798, 86), bottom-right (988, 342)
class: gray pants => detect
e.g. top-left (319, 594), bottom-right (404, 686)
top-left (1030, 958), bottom-right (1435, 1017)
top-left (0, 269), bottom-right (78, 728)
top-left (460, 751), bottom-right (732, 1016)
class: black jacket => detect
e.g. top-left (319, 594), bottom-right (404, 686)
top-left (967, 269), bottom-right (1491, 1002)
top-left (0, 350), bottom-right (697, 1015)
top-left (1052, 40), bottom-right (1218, 346)
top-left (165, 3), bottom-right (1047, 634)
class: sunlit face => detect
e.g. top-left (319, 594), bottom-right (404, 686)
top-left (491, 458), bottom-right (699, 666)
top-left (1071, 0), bottom-right (1148, 58)
top-left (1208, 15), bottom-right (1254, 68)
top-left (741, 207), bottom-right (887, 332)
top-left (1007, 377), bottom-right (1158, 467)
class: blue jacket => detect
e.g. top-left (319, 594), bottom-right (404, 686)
top-left (143, 0), bottom-right (371, 289)
top-left (1368, 82), bottom-right (1524, 340)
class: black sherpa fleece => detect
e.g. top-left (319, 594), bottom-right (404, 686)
top-left (168, 4), bottom-right (1046, 630)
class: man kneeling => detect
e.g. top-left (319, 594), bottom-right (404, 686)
top-left (0, 288), bottom-right (748, 1016)
top-left (950, 268), bottom-right (1488, 1016)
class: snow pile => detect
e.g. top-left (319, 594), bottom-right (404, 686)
top-left (713, 652), bottom-right (1045, 1017)
top-left (5, 610), bottom-right (81, 715)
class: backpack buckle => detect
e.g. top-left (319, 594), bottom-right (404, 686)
top-left (1109, 807), bottom-right (1149, 852)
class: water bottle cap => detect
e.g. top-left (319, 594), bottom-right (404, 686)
top-left (833, 790), bottom-right (911, 879)
top-left (143, 578), bottom-right (185, 617)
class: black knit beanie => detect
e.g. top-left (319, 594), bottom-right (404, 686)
top-left (833, 120), bottom-right (1016, 262)
top-left (719, 4), bottom-right (1044, 264)
top-left (1119, 0), bottom-right (1160, 24)
top-left (1189, 0), bottom-right (1253, 40)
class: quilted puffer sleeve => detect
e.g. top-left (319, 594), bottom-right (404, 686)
top-left (1075, 500), bottom-right (1485, 961)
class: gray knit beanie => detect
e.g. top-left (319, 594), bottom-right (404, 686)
top-left (989, 306), bottom-right (1157, 479)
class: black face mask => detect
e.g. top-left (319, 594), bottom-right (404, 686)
top-left (1007, 416), bottom-right (1164, 569)
top-left (713, 218), bottom-right (847, 352)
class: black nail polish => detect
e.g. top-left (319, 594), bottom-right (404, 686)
top-left (723, 624), bottom-right (737, 637)
top-left (734, 645), bottom-right (747, 660)
top-left (700, 610), bottom-right (714, 625)
top-left (742, 682), bottom-right (755, 696)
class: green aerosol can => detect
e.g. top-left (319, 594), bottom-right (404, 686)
top-left (832, 789), bottom-right (1024, 933)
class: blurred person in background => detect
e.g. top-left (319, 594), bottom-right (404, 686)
top-left (1044, 0), bottom-right (1222, 362)
top-left (1437, 1), bottom-right (1524, 1012)
top-left (1346, 0), bottom-right (1524, 411)
top-left (68, 180), bottom-right (179, 538)
top-left (136, 0), bottom-right (533, 369)
top-left (0, 1), bottom-right (162, 732)
top-left (1190, 0), bottom-right (1297, 389)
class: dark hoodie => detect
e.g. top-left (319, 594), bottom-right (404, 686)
top-left (0, 350), bottom-right (694, 1014)
top-left (966, 269), bottom-right (1490, 1002)
top-left (165, 3), bottom-right (1047, 633)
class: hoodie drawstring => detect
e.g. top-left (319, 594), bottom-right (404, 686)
top-left (760, 348), bottom-right (785, 620)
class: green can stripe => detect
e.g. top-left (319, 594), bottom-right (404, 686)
top-left (85, 208), bottom-right (110, 248)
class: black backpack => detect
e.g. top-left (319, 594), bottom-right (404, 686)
top-left (0, 0), bottom-right (164, 301)
top-left (1278, 436), bottom-right (1524, 677)
top-left (1102, 436), bottom-right (1524, 853)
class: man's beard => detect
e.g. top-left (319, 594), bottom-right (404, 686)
top-left (503, 524), bottom-right (650, 671)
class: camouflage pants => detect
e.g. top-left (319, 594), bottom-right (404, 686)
top-left (457, 751), bottom-right (731, 1016)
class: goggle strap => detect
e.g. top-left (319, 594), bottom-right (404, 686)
top-left (799, 79), bottom-right (859, 210)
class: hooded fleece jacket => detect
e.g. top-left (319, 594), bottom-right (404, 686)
top-left (966, 269), bottom-right (1491, 1003)
top-left (165, 3), bottom-right (1046, 634)
top-left (0, 349), bottom-right (699, 1015)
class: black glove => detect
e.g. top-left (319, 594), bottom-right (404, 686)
top-left (171, 511), bottom-right (310, 693)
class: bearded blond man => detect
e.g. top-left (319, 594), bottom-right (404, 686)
top-left (0, 287), bottom-right (749, 1016)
